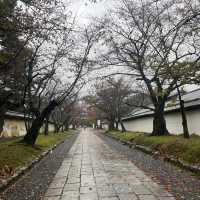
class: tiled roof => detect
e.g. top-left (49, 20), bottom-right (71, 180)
top-left (123, 88), bottom-right (200, 121)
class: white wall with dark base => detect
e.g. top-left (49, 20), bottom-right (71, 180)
top-left (122, 108), bottom-right (200, 135)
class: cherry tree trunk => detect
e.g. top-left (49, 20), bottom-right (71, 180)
top-left (0, 95), bottom-right (11, 135)
top-left (109, 120), bottom-right (115, 131)
top-left (120, 120), bottom-right (126, 132)
top-left (180, 100), bottom-right (190, 138)
top-left (152, 104), bottom-right (169, 136)
top-left (55, 125), bottom-right (60, 133)
top-left (176, 85), bottom-right (190, 138)
top-left (0, 107), bottom-right (6, 135)
top-left (23, 100), bottom-right (58, 145)
top-left (44, 115), bottom-right (50, 136)
top-left (65, 122), bottom-right (69, 131)
top-left (115, 120), bottom-right (119, 130)
top-left (72, 124), bottom-right (76, 130)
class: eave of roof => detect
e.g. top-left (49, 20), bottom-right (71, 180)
top-left (4, 111), bottom-right (55, 124)
top-left (122, 88), bottom-right (200, 122)
top-left (5, 111), bottom-right (31, 119)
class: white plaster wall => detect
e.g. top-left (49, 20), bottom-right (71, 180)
top-left (1, 118), bottom-right (56, 138)
top-left (122, 109), bottom-right (200, 135)
top-left (165, 113), bottom-right (182, 134)
top-left (48, 124), bottom-right (55, 132)
top-left (167, 109), bottom-right (200, 135)
top-left (39, 123), bottom-right (56, 133)
top-left (102, 124), bottom-right (109, 130)
top-left (123, 117), bottom-right (153, 133)
top-left (1, 119), bottom-right (27, 137)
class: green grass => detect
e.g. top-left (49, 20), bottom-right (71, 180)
top-left (109, 131), bottom-right (141, 142)
top-left (0, 131), bottom-right (72, 171)
top-left (107, 131), bottom-right (200, 166)
top-left (134, 134), bottom-right (180, 148)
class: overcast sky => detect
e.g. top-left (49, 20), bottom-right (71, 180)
top-left (68, 0), bottom-right (112, 25)
top-left (66, 0), bottom-right (199, 94)
top-left (65, 0), bottom-right (119, 95)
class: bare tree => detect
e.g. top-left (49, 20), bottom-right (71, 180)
top-left (106, 78), bottom-right (133, 132)
top-left (23, 24), bottom-right (103, 145)
top-left (87, 78), bottom-right (133, 131)
top-left (50, 95), bottom-right (78, 134)
top-left (97, 0), bottom-right (200, 135)
top-left (0, 0), bottom-right (71, 134)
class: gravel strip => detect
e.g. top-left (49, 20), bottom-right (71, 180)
top-left (97, 132), bottom-right (200, 200)
top-left (0, 133), bottom-right (78, 200)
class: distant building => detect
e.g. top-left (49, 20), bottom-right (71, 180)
top-left (0, 111), bottom-right (56, 138)
top-left (121, 89), bottom-right (200, 135)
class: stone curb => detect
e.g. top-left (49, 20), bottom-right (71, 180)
top-left (103, 132), bottom-right (200, 175)
top-left (0, 133), bottom-right (76, 193)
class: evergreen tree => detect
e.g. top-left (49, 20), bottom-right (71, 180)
top-left (0, 0), bottom-right (31, 134)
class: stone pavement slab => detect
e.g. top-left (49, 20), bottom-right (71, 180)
top-left (44, 129), bottom-right (176, 200)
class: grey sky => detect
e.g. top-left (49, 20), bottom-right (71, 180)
top-left (69, 0), bottom-right (112, 25)
top-left (67, 0), bottom-right (199, 94)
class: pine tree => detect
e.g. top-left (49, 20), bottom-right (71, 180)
top-left (0, 0), bottom-right (32, 134)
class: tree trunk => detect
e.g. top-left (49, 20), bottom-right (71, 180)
top-left (99, 123), bottom-right (102, 129)
top-left (152, 103), bottom-right (169, 136)
top-left (0, 115), bottom-right (4, 136)
top-left (65, 121), bottom-right (69, 131)
top-left (180, 100), bottom-right (190, 138)
top-left (0, 107), bottom-right (7, 136)
top-left (109, 120), bottom-right (115, 131)
top-left (115, 120), bottom-right (119, 130)
top-left (72, 124), bottom-right (76, 130)
top-left (44, 115), bottom-right (50, 136)
top-left (23, 100), bottom-right (58, 145)
top-left (0, 94), bottom-right (11, 135)
top-left (119, 119), bottom-right (126, 132)
top-left (176, 85), bottom-right (189, 138)
top-left (55, 124), bottom-right (60, 133)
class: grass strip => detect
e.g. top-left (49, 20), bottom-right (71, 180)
top-left (0, 131), bottom-right (73, 172)
top-left (107, 130), bottom-right (200, 166)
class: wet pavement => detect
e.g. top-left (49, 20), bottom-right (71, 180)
top-left (44, 129), bottom-right (175, 200)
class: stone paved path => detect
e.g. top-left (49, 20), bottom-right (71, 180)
top-left (44, 129), bottom-right (176, 200)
